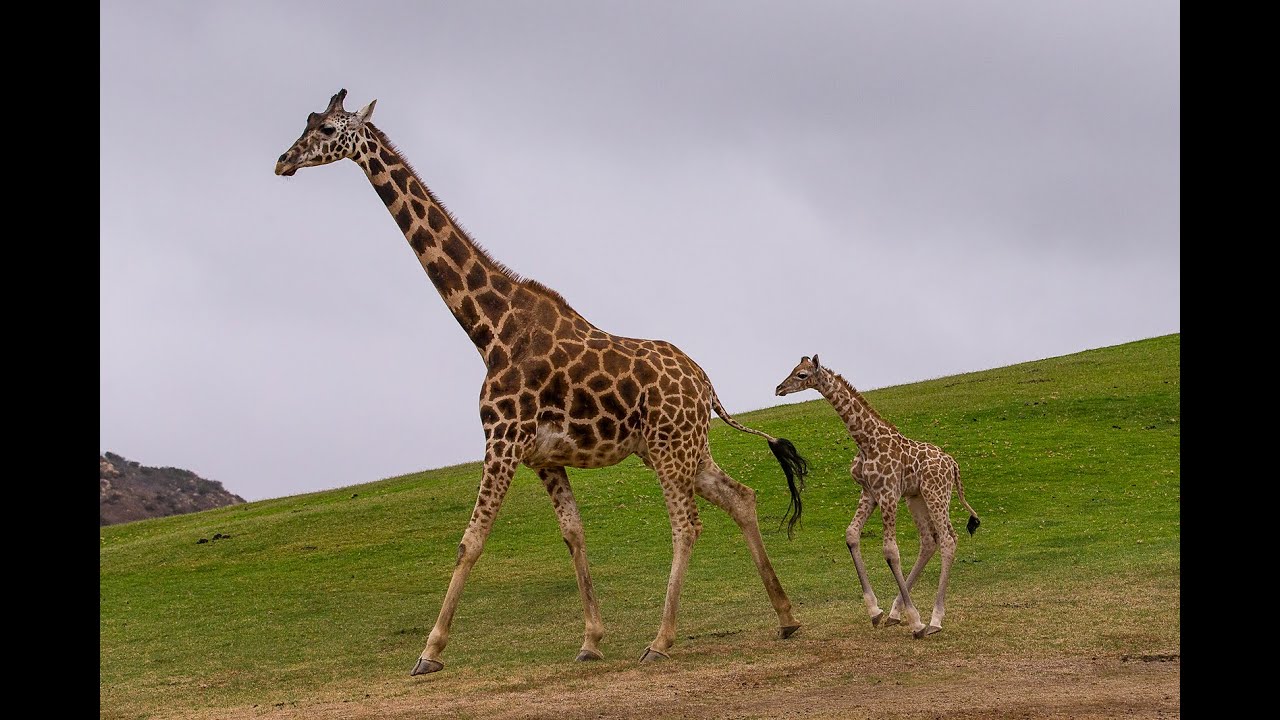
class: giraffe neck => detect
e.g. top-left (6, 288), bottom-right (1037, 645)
top-left (351, 125), bottom-right (535, 365)
top-left (815, 370), bottom-right (895, 448)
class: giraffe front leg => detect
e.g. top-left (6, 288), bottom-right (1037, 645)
top-left (412, 449), bottom-right (519, 676)
top-left (641, 465), bottom-right (701, 662)
top-left (845, 492), bottom-right (883, 626)
top-left (538, 467), bottom-right (606, 661)
top-left (880, 499), bottom-right (925, 634)
top-left (888, 495), bottom-right (938, 625)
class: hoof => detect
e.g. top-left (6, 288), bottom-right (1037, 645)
top-left (410, 657), bottom-right (444, 676)
top-left (871, 611), bottom-right (885, 627)
top-left (639, 647), bottom-right (670, 662)
top-left (913, 625), bottom-right (942, 639)
top-left (576, 649), bottom-right (604, 662)
top-left (780, 624), bottom-right (801, 639)
top-left (882, 615), bottom-right (902, 627)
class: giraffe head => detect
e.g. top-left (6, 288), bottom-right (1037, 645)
top-left (775, 355), bottom-right (824, 396)
top-left (275, 89), bottom-right (377, 176)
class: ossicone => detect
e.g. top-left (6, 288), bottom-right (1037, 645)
top-left (326, 88), bottom-right (348, 112)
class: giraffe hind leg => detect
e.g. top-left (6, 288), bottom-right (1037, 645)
top-left (694, 459), bottom-right (800, 637)
top-left (888, 494), bottom-right (938, 625)
top-left (880, 497), bottom-right (926, 634)
top-left (916, 492), bottom-right (959, 638)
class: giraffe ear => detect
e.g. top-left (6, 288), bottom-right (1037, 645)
top-left (355, 99), bottom-right (377, 125)
top-left (812, 354), bottom-right (821, 370)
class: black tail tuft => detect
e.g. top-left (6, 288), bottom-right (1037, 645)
top-left (768, 437), bottom-right (809, 539)
top-left (966, 514), bottom-right (980, 536)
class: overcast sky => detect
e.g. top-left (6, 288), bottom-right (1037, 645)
top-left (100, 1), bottom-right (1179, 501)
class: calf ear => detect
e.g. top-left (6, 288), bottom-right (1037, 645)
top-left (812, 354), bottom-right (821, 370)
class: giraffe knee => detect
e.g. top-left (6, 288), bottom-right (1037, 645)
top-left (845, 526), bottom-right (861, 549)
top-left (456, 537), bottom-right (483, 565)
top-left (939, 535), bottom-right (957, 558)
top-left (561, 524), bottom-right (584, 552)
top-left (673, 522), bottom-right (700, 546)
top-left (685, 504), bottom-right (703, 541)
top-left (883, 542), bottom-right (901, 564)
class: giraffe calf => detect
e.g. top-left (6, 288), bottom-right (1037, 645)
top-left (775, 354), bottom-right (980, 637)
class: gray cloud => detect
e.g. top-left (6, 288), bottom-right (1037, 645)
top-left (101, 0), bottom-right (1178, 500)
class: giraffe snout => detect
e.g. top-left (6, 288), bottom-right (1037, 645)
top-left (275, 154), bottom-right (298, 176)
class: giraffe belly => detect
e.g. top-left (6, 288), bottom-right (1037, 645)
top-left (524, 421), bottom-right (642, 470)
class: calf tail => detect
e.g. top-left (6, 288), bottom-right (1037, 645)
top-left (955, 464), bottom-right (980, 536)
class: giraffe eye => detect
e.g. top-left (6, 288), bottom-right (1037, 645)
top-left (320, 126), bottom-right (336, 136)
top-left (797, 372), bottom-right (808, 379)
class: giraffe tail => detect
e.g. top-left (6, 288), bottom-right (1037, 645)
top-left (954, 464), bottom-right (980, 536)
top-left (710, 387), bottom-right (810, 539)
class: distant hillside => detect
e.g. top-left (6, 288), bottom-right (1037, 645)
top-left (99, 452), bottom-right (244, 526)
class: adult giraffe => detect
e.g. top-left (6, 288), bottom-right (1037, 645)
top-left (275, 90), bottom-right (808, 675)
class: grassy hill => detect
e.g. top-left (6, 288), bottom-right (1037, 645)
top-left (99, 334), bottom-right (1180, 719)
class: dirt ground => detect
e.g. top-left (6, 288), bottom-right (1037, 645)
top-left (163, 639), bottom-right (1178, 719)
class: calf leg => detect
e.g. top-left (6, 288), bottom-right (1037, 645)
top-left (886, 495), bottom-right (938, 625)
top-left (880, 495), bottom-right (926, 634)
top-left (844, 492), bottom-right (884, 625)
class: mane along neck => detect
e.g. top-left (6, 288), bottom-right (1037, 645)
top-left (353, 124), bottom-right (593, 363)
top-left (818, 370), bottom-right (896, 446)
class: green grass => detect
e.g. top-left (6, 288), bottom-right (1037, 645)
top-left (100, 334), bottom-right (1179, 718)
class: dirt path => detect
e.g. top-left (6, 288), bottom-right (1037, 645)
top-left (168, 645), bottom-right (1178, 719)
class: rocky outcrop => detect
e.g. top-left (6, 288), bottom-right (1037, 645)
top-left (99, 452), bottom-right (245, 526)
